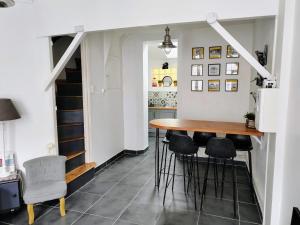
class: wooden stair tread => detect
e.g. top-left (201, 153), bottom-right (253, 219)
top-left (66, 162), bottom-right (96, 184)
top-left (57, 123), bottom-right (83, 127)
top-left (66, 150), bottom-right (85, 161)
top-left (57, 109), bottom-right (83, 112)
top-left (59, 136), bottom-right (84, 143)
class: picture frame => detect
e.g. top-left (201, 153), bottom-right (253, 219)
top-left (209, 46), bottom-right (222, 59)
top-left (192, 47), bottom-right (204, 60)
top-left (226, 62), bottom-right (239, 75)
top-left (226, 45), bottom-right (239, 58)
top-left (208, 64), bottom-right (221, 76)
top-left (225, 79), bottom-right (238, 92)
top-left (191, 64), bottom-right (203, 76)
top-left (208, 80), bottom-right (220, 92)
top-left (191, 80), bottom-right (203, 92)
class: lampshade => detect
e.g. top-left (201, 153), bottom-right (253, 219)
top-left (158, 26), bottom-right (176, 55)
top-left (0, 99), bottom-right (20, 121)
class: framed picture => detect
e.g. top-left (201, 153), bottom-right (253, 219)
top-left (226, 62), bottom-right (239, 75)
top-left (225, 79), bottom-right (238, 92)
top-left (191, 64), bottom-right (203, 76)
top-left (226, 45), bottom-right (239, 58)
top-left (208, 80), bottom-right (220, 92)
top-left (209, 46), bottom-right (222, 59)
top-left (208, 64), bottom-right (221, 76)
top-left (192, 47), bottom-right (204, 59)
top-left (191, 80), bottom-right (203, 92)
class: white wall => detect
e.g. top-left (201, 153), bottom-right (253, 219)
top-left (270, 0), bottom-right (300, 224)
top-left (83, 31), bottom-right (124, 165)
top-left (34, 0), bottom-right (278, 36)
top-left (177, 23), bottom-right (253, 123)
top-left (147, 42), bottom-right (177, 92)
top-left (0, 5), bottom-right (56, 170)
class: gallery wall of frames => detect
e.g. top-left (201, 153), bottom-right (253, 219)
top-left (190, 45), bottom-right (239, 92)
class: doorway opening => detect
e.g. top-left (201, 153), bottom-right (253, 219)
top-left (145, 40), bottom-right (178, 137)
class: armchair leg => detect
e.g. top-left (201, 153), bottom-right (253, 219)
top-left (59, 197), bottom-right (66, 217)
top-left (27, 204), bottom-right (34, 225)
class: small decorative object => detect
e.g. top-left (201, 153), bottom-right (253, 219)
top-left (158, 26), bottom-right (176, 55)
top-left (225, 79), bottom-right (238, 92)
top-left (208, 80), bottom-right (220, 92)
top-left (244, 112), bottom-right (256, 129)
top-left (208, 64), bottom-right (221, 76)
top-left (174, 80), bottom-right (177, 86)
top-left (191, 64), bottom-right (203, 76)
top-left (226, 45), bottom-right (239, 58)
top-left (162, 76), bottom-right (173, 87)
top-left (191, 80), bottom-right (203, 92)
top-left (152, 77), bottom-right (158, 87)
top-left (158, 80), bottom-right (163, 87)
top-left (162, 62), bottom-right (169, 69)
top-left (209, 46), bottom-right (222, 59)
top-left (192, 47), bottom-right (204, 59)
top-left (226, 62), bottom-right (239, 75)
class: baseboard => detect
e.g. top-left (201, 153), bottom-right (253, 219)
top-left (95, 147), bottom-right (149, 173)
top-left (95, 151), bottom-right (125, 173)
top-left (124, 147), bottom-right (149, 155)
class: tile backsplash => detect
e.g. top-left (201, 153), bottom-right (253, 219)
top-left (148, 91), bottom-right (177, 107)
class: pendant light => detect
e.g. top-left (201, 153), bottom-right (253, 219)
top-left (158, 26), bottom-right (176, 55)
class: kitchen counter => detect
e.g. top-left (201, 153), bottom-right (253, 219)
top-left (148, 106), bottom-right (177, 111)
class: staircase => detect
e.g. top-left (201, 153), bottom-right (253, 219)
top-left (56, 67), bottom-right (96, 194)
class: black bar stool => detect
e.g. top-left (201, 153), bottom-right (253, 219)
top-left (159, 130), bottom-right (188, 184)
top-left (226, 134), bottom-right (254, 201)
top-left (193, 131), bottom-right (219, 197)
top-left (200, 137), bottom-right (237, 218)
top-left (163, 133), bottom-right (199, 210)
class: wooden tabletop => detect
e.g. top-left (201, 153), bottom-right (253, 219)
top-left (149, 118), bottom-right (263, 136)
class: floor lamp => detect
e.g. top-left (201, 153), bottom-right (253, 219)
top-left (0, 99), bottom-right (20, 178)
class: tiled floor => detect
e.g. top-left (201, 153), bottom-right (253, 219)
top-left (0, 137), bottom-right (262, 225)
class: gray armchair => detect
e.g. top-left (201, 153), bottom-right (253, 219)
top-left (23, 156), bottom-right (67, 224)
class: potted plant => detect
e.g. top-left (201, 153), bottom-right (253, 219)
top-left (244, 112), bottom-right (256, 129)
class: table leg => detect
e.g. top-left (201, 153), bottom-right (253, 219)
top-left (155, 128), bottom-right (160, 187)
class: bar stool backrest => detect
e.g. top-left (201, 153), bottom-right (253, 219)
top-left (205, 137), bottom-right (236, 159)
top-left (193, 132), bottom-right (216, 147)
top-left (169, 133), bottom-right (198, 155)
top-left (226, 134), bottom-right (253, 151)
top-left (166, 130), bottom-right (188, 141)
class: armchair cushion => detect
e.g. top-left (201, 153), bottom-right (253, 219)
top-left (23, 181), bottom-right (66, 204)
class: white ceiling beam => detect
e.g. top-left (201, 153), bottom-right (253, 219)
top-left (45, 32), bottom-right (86, 91)
top-left (206, 13), bottom-right (274, 81)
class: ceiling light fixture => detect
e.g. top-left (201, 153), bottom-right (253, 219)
top-left (0, 0), bottom-right (15, 8)
top-left (158, 26), bottom-right (176, 55)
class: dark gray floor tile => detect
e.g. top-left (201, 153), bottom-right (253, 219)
top-left (79, 180), bottom-right (117, 195)
top-left (114, 219), bottom-right (139, 225)
top-left (106, 184), bottom-right (141, 201)
top-left (198, 213), bottom-right (239, 225)
top-left (156, 209), bottom-right (198, 225)
top-left (73, 214), bottom-right (114, 225)
top-left (239, 202), bottom-right (262, 224)
top-left (66, 191), bottom-right (102, 212)
top-left (87, 196), bottom-right (129, 219)
top-left (0, 204), bottom-right (50, 225)
top-left (119, 203), bottom-right (163, 225)
top-left (134, 185), bottom-right (166, 206)
top-left (119, 172), bottom-right (151, 187)
top-left (240, 221), bottom-right (261, 225)
top-left (238, 188), bottom-right (255, 204)
top-left (201, 198), bottom-right (238, 219)
top-left (165, 191), bottom-right (200, 212)
top-left (95, 169), bottom-right (127, 182)
top-left (34, 208), bottom-right (82, 225)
